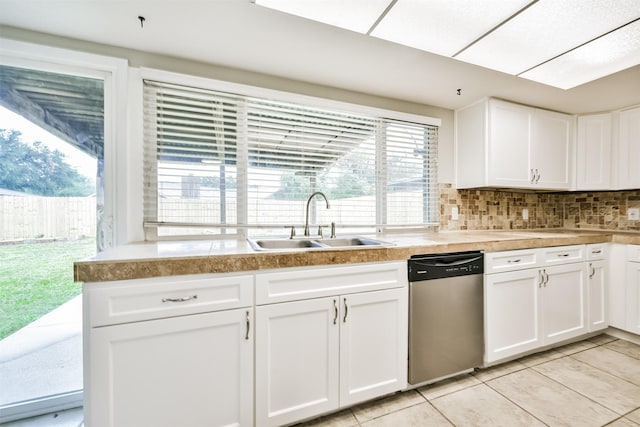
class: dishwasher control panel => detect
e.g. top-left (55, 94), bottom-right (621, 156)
top-left (408, 251), bottom-right (484, 281)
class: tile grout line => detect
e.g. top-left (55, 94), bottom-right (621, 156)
top-left (481, 370), bottom-right (551, 427)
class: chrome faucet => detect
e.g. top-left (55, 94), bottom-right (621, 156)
top-left (304, 191), bottom-right (330, 236)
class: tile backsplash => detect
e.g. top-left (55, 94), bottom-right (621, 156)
top-left (439, 183), bottom-right (640, 232)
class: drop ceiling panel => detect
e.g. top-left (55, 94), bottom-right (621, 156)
top-left (520, 19), bottom-right (640, 89)
top-left (370, 0), bottom-right (533, 56)
top-left (455, 0), bottom-right (640, 75)
top-left (254, 0), bottom-right (392, 33)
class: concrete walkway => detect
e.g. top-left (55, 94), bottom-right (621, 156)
top-left (0, 296), bottom-right (83, 407)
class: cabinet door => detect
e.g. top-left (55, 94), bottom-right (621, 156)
top-left (626, 262), bottom-right (640, 334)
top-left (587, 260), bottom-right (608, 332)
top-left (339, 288), bottom-right (408, 407)
top-left (88, 309), bottom-right (253, 427)
top-left (542, 263), bottom-right (588, 345)
top-left (485, 269), bottom-right (542, 363)
top-left (576, 114), bottom-right (611, 190)
top-left (617, 107), bottom-right (640, 189)
top-left (487, 100), bottom-right (533, 187)
top-left (608, 244), bottom-right (628, 329)
top-left (256, 298), bottom-right (339, 427)
top-left (532, 109), bottom-right (572, 189)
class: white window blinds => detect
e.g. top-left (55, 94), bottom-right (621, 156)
top-left (143, 80), bottom-right (438, 239)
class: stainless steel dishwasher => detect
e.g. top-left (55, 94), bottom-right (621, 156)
top-left (408, 251), bottom-right (484, 385)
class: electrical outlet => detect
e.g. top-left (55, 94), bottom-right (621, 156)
top-left (629, 208), bottom-right (640, 221)
top-left (522, 208), bottom-right (529, 221)
top-left (451, 206), bottom-right (459, 220)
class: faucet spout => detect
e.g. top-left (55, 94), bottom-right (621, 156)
top-left (304, 191), bottom-right (330, 236)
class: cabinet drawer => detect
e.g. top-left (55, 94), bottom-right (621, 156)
top-left (255, 261), bottom-right (407, 305)
top-left (542, 245), bottom-right (584, 264)
top-left (586, 244), bottom-right (607, 260)
top-left (87, 273), bottom-right (254, 327)
top-left (485, 249), bottom-right (539, 273)
top-left (628, 245), bottom-right (640, 263)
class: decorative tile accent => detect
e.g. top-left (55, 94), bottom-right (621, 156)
top-left (439, 184), bottom-right (563, 231)
top-left (439, 184), bottom-right (640, 232)
top-left (563, 190), bottom-right (640, 231)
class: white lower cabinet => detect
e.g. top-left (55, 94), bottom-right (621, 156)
top-left (485, 246), bottom-right (590, 363)
top-left (626, 247), bottom-right (640, 334)
top-left (255, 297), bottom-right (339, 427)
top-left (542, 263), bottom-right (588, 345)
top-left (84, 273), bottom-right (254, 427)
top-left (485, 268), bottom-right (542, 362)
top-left (255, 287), bottom-right (407, 427)
top-left (587, 259), bottom-right (608, 332)
top-left (88, 309), bottom-right (253, 427)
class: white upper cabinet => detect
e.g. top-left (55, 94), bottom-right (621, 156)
top-left (614, 106), bottom-right (640, 190)
top-left (456, 98), bottom-right (573, 190)
top-left (532, 108), bottom-right (573, 189)
top-left (576, 113), bottom-right (612, 190)
top-left (487, 100), bottom-right (533, 187)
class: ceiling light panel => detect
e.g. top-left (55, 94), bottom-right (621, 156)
top-left (371, 0), bottom-right (533, 57)
top-left (455, 0), bottom-right (640, 76)
top-left (520, 19), bottom-right (640, 89)
top-left (254, 0), bottom-right (392, 33)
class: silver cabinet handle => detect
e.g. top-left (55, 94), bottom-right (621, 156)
top-left (162, 295), bottom-right (198, 303)
top-left (589, 263), bottom-right (596, 279)
top-left (508, 259), bottom-right (521, 264)
top-left (557, 253), bottom-right (570, 257)
top-left (538, 270), bottom-right (544, 288)
top-left (543, 269), bottom-right (549, 286)
top-left (333, 299), bottom-right (338, 325)
top-left (245, 311), bottom-right (250, 340)
top-left (343, 298), bottom-right (348, 323)
top-left (592, 250), bottom-right (602, 255)
top-left (535, 169), bottom-right (541, 183)
top-left (530, 169), bottom-right (536, 184)
top-left (539, 269), bottom-right (549, 286)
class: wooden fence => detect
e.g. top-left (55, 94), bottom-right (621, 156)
top-left (0, 196), bottom-right (96, 241)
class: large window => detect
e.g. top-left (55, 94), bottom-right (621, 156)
top-left (143, 80), bottom-right (438, 239)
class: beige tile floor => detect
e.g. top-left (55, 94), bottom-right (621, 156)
top-left (298, 334), bottom-right (640, 427)
top-left (8, 334), bottom-right (640, 427)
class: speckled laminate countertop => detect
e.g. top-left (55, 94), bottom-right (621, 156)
top-left (74, 229), bottom-right (640, 283)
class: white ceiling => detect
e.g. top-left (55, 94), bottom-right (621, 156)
top-left (0, 0), bottom-right (639, 114)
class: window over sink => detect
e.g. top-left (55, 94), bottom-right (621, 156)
top-left (143, 79), bottom-right (439, 239)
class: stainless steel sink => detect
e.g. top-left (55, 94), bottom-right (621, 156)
top-left (315, 237), bottom-right (385, 247)
top-left (248, 239), bottom-right (325, 251)
top-left (247, 236), bottom-right (391, 251)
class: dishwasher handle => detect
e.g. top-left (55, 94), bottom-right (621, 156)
top-left (416, 255), bottom-right (483, 268)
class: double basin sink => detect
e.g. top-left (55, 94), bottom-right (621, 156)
top-left (247, 236), bottom-right (391, 251)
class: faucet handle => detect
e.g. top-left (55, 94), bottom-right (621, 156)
top-left (317, 225), bottom-right (324, 238)
top-left (289, 226), bottom-right (296, 239)
top-left (330, 222), bottom-right (336, 239)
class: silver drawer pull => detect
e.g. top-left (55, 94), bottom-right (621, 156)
top-left (162, 295), bottom-right (198, 303)
top-left (592, 250), bottom-right (602, 254)
top-left (507, 259), bottom-right (521, 263)
top-left (245, 311), bottom-right (250, 340)
top-left (557, 253), bottom-right (570, 257)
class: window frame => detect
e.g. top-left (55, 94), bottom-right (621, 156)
top-left (139, 68), bottom-right (441, 240)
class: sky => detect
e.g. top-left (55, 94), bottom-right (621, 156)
top-left (0, 105), bottom-right (96, 180)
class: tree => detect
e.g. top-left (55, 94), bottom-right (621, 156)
top-left (0, 129), bottom-right (94, 196)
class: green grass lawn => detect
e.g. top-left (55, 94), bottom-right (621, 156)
top-left (0, 238), bottom-right (96, 340)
